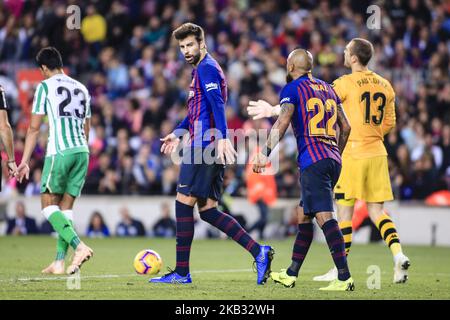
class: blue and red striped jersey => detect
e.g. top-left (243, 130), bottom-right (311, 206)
top-left (174, 53), bottom-right (227, 147)
top-left (279, 73), bottom-right (341, 171)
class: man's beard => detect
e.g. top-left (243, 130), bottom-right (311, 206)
top-left (286, 73), bottom-right (294, 83)
top-left (186, 52), bottom-right (201, 65)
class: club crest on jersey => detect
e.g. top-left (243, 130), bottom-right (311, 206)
top-left (205, 82), bottom-right (218, 91)
top-left (189, 90), bottom-right (194, 99)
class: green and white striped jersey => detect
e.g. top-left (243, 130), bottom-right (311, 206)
top-left (32, 74), bottom-right (91, 156)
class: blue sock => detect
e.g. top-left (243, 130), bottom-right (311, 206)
top-left (287, 223), bottom-right (313, 277)
top-left (200, 207), bottom-right (261, 258)
top-left (174, 201), bottom-right (194, 277)
top-left (322, 219), bottom-right (351, 281)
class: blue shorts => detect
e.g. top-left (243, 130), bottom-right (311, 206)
top-left (176, 147), bottom-right (225, 201)
top-left (300, 158), bottom-right (341, 216)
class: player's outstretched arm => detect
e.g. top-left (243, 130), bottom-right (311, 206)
top-left (84, 117), bottom-right (91, 143)
top-left (253, 103), bottom-right (294, 173)
top-left (247, 100), bottom-right (281, 120)
top-left (17, 114), bottom-right (44, 182)
top-left (336, 103), bottom-right (351, 155)
top-left (160, 132), bottom-right (180, 155)
top-left (0, 110), bottom-right (16, 176)
top-left (217, 138), bottom-right (237, 165)
top-left (382, 92), bottom-right (396, 136)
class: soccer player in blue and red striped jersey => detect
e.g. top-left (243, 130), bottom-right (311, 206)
top-left (152, 23), bottom-right (274, 285)
top-left (253, 49), bottom-right (354, 291)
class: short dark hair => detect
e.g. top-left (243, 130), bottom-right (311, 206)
top-left (36, 47), bottom-right (63, 70)
top-left (172, 23), bottom-right (204, 43)
top-left (350, 38), bottom-right (373, 66)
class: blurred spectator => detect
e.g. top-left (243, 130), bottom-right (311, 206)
top-left (0, 0), bottom-right (447, 200)
top-left (40, 219), bottom-right (55, 235)
top-left (152, 202), bottom-right (176, 238)
top-left (116, 207), bottom-right (145, 237)
top-left (24, 168), bottom-right (41, 196)
top-left (81, 5), bottom-right (107, 56)
top-left (245, 145), bottom-right (277, 239)
top-left (117, 153), bottom-right (139, 194)
top-left (284, 206), bottom-right (299, 237)
top-left (98, 168), bottom-right (119, 194)
top-left (6, 201), bottom-right (38, 235)
top-left (86, 211), bottom-right (110, 238)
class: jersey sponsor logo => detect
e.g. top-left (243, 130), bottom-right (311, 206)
top-left (316, 137), bottom-right (338, 146)
top-left (280, 97), bottom-right (291, 104)
top-left (205, 82), bottom-right (219, 91)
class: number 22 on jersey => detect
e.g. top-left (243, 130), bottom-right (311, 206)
top-left (306, 98), bottom-right (337, 137)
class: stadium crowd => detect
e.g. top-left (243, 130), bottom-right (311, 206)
top-left (0, 0), bottom-right (449, 201)
top-left (5, 200), bottom-right (177, 237)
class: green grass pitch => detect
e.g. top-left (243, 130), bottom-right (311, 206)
top-left (0, 236), bottom-right (449, 300)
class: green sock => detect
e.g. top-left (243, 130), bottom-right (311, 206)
top-left (44, 206), bottom-right (80, 250)
top-left (55, 210), bottom-right (75, 260)
top-left (55, 220), bottom-right (74, 261)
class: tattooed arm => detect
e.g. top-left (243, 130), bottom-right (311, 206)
top-left (253, 103), bottom-right (295, 173)
top-left (336, 103), bottom-right (351, 155)
top-left (264, 103), bottom-right (295, 154)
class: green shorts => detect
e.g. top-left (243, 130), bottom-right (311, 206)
top-left (41, 152), bottom-right (89, 197)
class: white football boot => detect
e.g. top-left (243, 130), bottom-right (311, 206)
top-left (393, 253), bottom-right (410, 283)
top-left (313, 266), bottom-right (338, 282)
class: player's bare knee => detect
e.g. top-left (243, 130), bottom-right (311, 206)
top-left (315, 212), bottom-right (334, 228)
top-left (198, 198), bottom-right (217, 213)
top-left (59, 193), bottom-right (76, 211)
top-left (41, 192), bottom-right (62, 208)
top-left (296, 206), bottom-right (312, 224)
top-left (176, 192), bottom-right (197, 207)
top-left (298, 216), bottom-right (312, 224)
top-left (367, 202), bottom-right (384, 222)
top-left (337, 204), bottom-right (354, 221)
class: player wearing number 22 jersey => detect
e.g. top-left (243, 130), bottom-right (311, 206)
top-left (255, 49), bottom-right (353, 291)
top-left (279, 72), bottom-right (345, 217)
top-left (280, 73), bottom-right (342, 174)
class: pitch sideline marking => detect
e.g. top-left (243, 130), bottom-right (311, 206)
top-left (0, 268), bottom-right (254, 283)
top-left (2, 270), bottom-right (450, 283)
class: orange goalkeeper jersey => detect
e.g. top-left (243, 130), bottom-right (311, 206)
top-left (332, 70), bottom-right (396, 159)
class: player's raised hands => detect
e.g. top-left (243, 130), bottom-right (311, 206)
top-left (160, 133), bottom-right (180, 155)
top-left (7, 160), bottom-right (17, 179)
top-left (16, 162), bottom-right (30, 183)
top-left (247, 100), bottom-right (279, 120)
top-left (217, 138), bottom-right (237, 165)
top-left (252, 152), bottom-right (269, 174)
